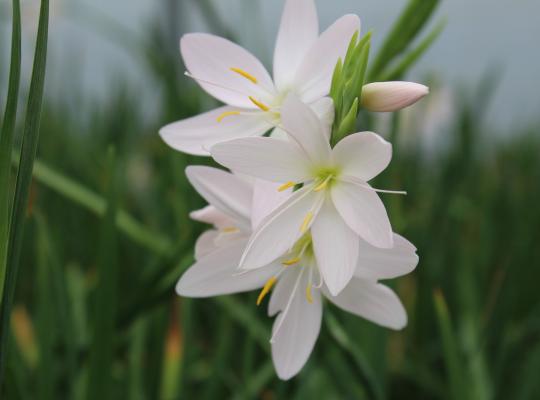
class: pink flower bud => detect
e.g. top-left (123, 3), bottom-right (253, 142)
top-left (361, 82), bottom-right (429, 112)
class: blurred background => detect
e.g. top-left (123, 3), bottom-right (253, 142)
top-left (1, 0), bottom-right (540, 399)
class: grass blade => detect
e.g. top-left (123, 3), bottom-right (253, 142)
top-left (85, 148), bottom-right (120, 400)
top-left (0, 0), bottom-right (49, 384)
top-left (0, 0), bottom-right (22, 308)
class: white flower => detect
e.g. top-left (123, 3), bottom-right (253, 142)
top-left (177, 165), bottom-right (418, 380)
top-left (361, 81), bottom-right (429, 112)
top-left (160, 0), bottom-right (360, 155)
top-left (211, 95), bottom-right (403, 295)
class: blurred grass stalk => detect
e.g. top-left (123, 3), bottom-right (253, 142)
top-left (0, 0), bottom-right (49, 384)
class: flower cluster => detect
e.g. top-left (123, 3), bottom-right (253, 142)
top-left (160, 0), bottom-right (428, 380)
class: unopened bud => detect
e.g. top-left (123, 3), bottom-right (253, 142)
top-left (361, 81), bottom-right (429, 112)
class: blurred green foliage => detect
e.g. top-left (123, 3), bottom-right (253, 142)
top-left (1, 0), bottom-right (540, 399)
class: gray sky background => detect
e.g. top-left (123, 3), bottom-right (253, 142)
top-left (1, 0), bottom-right (539, 133)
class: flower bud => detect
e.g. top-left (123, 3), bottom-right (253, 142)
top-left (361, 82), bottom-right (429, 112)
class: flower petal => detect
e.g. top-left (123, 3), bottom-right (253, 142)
top-left (295, 15), bottom-right (361, 103)
top-left (181, 33), bottom-right (276, 108)
top-left (311, 198), bottom-right (359, 296)
top-left (240, 187), bottom-right (321, 270)
top-left (332, 131), bottom-right (392, 181)
top-left (361, 82), bottom-right (429, 112)
top-left (160, 106), bottom-right (273, 156)
top-left (331, 181), bottom-right (393, 248)
top-left (186, 166), bottom-right (253, 225)
top-left (324, 278), bottom-right (407, 330)
top-left (273, 0), bottom-right (318, 91)
top-left (355, 234), bottom-right (419, 280)
top-left (251, 179), bottom-right (292, 230)
top-left (281, 94), bottom-right (331, 165)
top-left (177, 239), bottom-right (280, 297)
top-left (194, 230), bottom-right (219, 260)
top-left (190, 205), bottom-right (234, 229)
top-left (271, 269), bottom-right (322, 380)
top-left (310, 97), bottom-right (334, 140)
top-left (211, 136), bottom-right (312, 183)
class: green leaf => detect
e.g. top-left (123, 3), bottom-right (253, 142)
top-left (0, 0), bottom-right (21, 310)
top-left (0, 0), bottom-right (49, 383)
top-left (86, 148), bottom-right (120, 400)
top-left (370, 0), bottom-right (440, 79)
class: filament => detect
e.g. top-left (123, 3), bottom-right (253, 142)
top-left (230, 67), bottom-right (258, 84)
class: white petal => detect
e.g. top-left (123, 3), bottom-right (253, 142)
top-left (251, 179), bottom-right (292, 230)
top-left (355, 234), bottom-right (419, 280)
top-left (271, 269), bottom-right (322, 380)
top-left (186, 166), bottom-right (253, 224)
top-left (310, 97), bottom-right (335, 140)
top-left (280, 95), bottom-right (331, 165)
top-left (240, 187), bottom-right (321, 270)
top-left (324, 279), bottom-right (407, 330)
top-left (331, 181), bottom-right (393, 249)
top-left (311, 198), bottom-right (359, 296)
top-left (177, 239), bottom-right (281, 297)
top-left (295, 15), bottom-right (361, 103)
top-left (160, 106), bottom-right (273, 156)
top-left (273, 0), bottom-right (318, 91)
top-left (268, 269), bottom-right (298, 317)
top-left (194, 230), bottom-right (219, 260)
top-left (190, 205), bottom-right (234, 229)
top-left (211, 136), bottom-right (312, 183)
top-left (332, 131), bottom-right (392, 181)
top-left (361, 82), bottom-right (429, 112)
top-left (181, 33), bottom-right (276, 108)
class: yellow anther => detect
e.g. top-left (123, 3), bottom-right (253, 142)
top-left (256, 277), bottom-right (277, 306)
top-left (282, 257), bottom-right (301, 266)
top-left (222, 227), bottom-right (240, 233)
top-left (249, 96), bottom-right (270, 112)
top-left (230, 67), bottom-right (258, 84)
top-left (300, 211), bottom-right (314, 233)
top-left (216, 111), bottom-right (241, 122)
top-left (313, 175), bottom-right (332, 192)
top-left (277, 181), bottom-right (295, 192)
top-left (306, 285), bottom-right (313, 304)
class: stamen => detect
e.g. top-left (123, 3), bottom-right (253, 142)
top-left (249, 96), bottom-right (270, 111)
top-left (216, 111), bottom-right (241, 122)
top-left (305, 284), bottom-right (314, 304)
top-left (230, 67), bottom-right (258, 84)
top-left (270, 270), bottom-right (305, 343)
top-left (282, 257), bottom-right (301, 266)
top-left (256, 277), bottom-right (277, 306)
top-left (222, 227), bottom-right (240, 233)
top-left (371, 188), bottom-right (407, 195)
top-left (300, 211), bottom-right (314, 233)
top-left (277, 181), bottom-right (295, 192)
top-left (313, 175), bottom-right (332, 192)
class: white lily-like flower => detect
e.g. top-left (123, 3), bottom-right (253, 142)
top-left (160, 0), bottom-right (360, 155)
top-left (361, 81), bottom-right (429, 112)
top-left (211, 95), bottom-right (403, 295)
top-left (178, 165), bottom-right (418, 380)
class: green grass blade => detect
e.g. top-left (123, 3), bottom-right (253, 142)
top-left (0, 0), bottom-right (49, 384)
top-left (0, 0), bottom-right (22, 309)
top-left (85, 148), bottom-right (120, 400)
top-left (11, 154), bottom-right (174, 256)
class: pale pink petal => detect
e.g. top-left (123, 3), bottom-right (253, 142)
top-left (361, 82), bottom-right (429, 112)
top-left (160, 106), bottom-right (273, 156)
top-left (181, 33), bottom-right (276, 108)
top-left (311, 198), bottom-right (359, 296)
top-left (295, 15), bottom-right (361, 102)
top-left (331, 181), bottom-right (393, 249)
top-left (310, 97), bottom-right (334, 140)
top-left (211, 136), bottom-right (312, 183)
top-left (190, 205), bottom-right (234, 229)
top-left (273, 0), bottom-right (318, 91)
top-left (332, 131), bottom-right (392, 181)
top-left (324, 279), bottom-right (407, 330)
top-left (194, 230), bottom-right (219, 260)
top-left (251, 179), bottom-right (292, 230)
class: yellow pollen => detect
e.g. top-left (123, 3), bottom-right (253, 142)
top-left (256, 277), bottom-right (277, 306)
top-left (277, 181), bottom-right (295, 192)
top-left (222, 227), bottom-right (239, 233)
top-left (282, 257), bottom-right (301, 266)
top-left (216, 111), bottom-right (241, 122)
top-left (249, 96), bottom-right (270, 111)
top-left (306, 285), bottom-right (313, 304)
top-left (300, 211), bottom-right (314, 233)
top-left (230, 67), bottom-right (258, 84)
